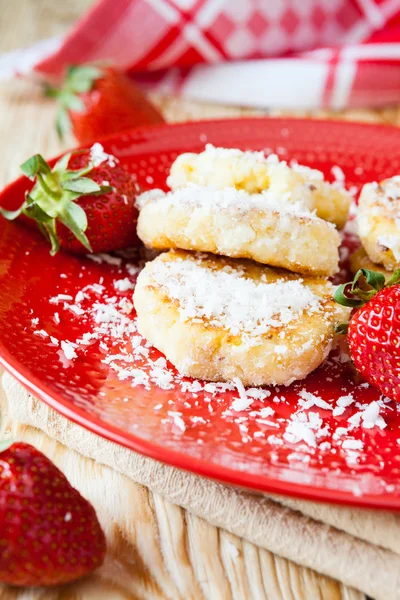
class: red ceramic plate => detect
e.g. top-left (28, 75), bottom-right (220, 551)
top-left (1, 118), bottom-right (400, 509)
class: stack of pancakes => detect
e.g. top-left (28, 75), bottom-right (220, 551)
top-left (133, 145), bottom-right (352, 387)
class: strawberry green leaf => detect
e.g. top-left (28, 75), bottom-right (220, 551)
top-left (59, 201), bottom-right (92, 252)
top-left (61, 166), bottom-right (93, 181)
top-left (61, 177), bottom-right (101, 194)
top-left (98, 185), bottom-right (114, 194)
top-left (67, 65), bottom-right (103, 93)
top-left (43, 219), bottom-right (60, 256)
top-left (0, 204), bottom-right (26, 220)
top-left (55, 150), bottom-right (93, 180)
top-left (48, 64), bottom-right (104, 139)
top-left (36, 222), bottom-right (48, 239)
top-left (336, 323), bottom-right (349, 335)
top-left (43, 83), bottom-right (60, 99)
top-left (59, 91), bottom-right (85, 112)
top-left (386, 269), bottom-right (400, 287)
top-left (334, 266), bottom-right (400, 311)
top-left (65, 201), bottom-right (88, 230)
top-left (53, 152), bottom-right (72, 175)
top-left (25, 202), bottom-right (54, 223)
top-left (352, 268), bottom-right (385, 293)
top-left (36, 174), bottom-right (59, 201)
top-left (334, 283), bottom-right (365, 308)
top-left (56, 107), bottom-right (72, 140)
top-left (21, 154), bottom-right (51, 178)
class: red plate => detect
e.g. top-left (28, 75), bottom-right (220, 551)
top-left (1, 118), bottom-right (400, 509)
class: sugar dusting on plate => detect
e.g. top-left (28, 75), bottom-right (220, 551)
top-left (145, 253), bottom-right (324, 338)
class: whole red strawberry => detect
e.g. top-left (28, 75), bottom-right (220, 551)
top-left (0, 442), bottom-right (106, 586)
top-left (46, 65), bottom-right (164, 144)
top-left (335, 267), bottom-right (400, 401)
top-left (1, 145), bottom-right (141, 255)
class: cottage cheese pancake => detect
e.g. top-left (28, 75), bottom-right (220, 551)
top-left (358, 177), bottom-right (400, 271)
top-left (137, 185), bottom-right (341, 277)
top-left (167, 145), bottom-right (351, 229)
top-left (133, 250), bottom-right (349, 386)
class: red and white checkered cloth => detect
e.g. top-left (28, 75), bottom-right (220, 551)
top-left (6, 0), bottom-right (400, 109)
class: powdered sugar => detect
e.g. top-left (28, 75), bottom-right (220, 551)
top-left (342, 439), bottom-right (363, 451)
top-left (60, 340), bottom-right (78, 360)
top-left (114, 278), bottom-right (135, 292)
top-left (89, 143), bottom-right (119, 168)
top-left (377, 234), bottom-right (400, 261)
top-left (350, 401), bottom-right (387, 430)
top-left (137, 184), bottom-right (322, 221)
top-left (333, 393), bottom-right (354, 416)
top-left (145, 253), bottom-right (324, 338)
top-left (49, 294), bottom-right (73, 304)
top-left (34, 329), bottom-right (49, 338)
top-left (231, 378), bottom-right (271, 411)
top-left (298, 390), bottom-right (332, 411)
top-left (283, 412), bottom-right (320, 447)
top-left (169, 144), bottom-right (324, 184)
top-left (331, 165), bottom-right (346, 189)
top-left (194, 144), bottom-right (270, 165)
top-left (168, 411), bottom-right (186, 432)
top-left (87, 253), bottom-right (122, 266)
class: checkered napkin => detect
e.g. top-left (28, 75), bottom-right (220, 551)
top-left (21, 0), bottom-right (398, 110)
top-left (1, 0), bottom-right (400, 109)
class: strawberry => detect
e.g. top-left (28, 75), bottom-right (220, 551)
top-left (335, 267), bottom-right (400, 402)
top-left (0, 441), bottom-right (106, 586)
top-left (0, 144), bottom-right (141, 255)
top-left (45, 65), bottom-right (164, 144)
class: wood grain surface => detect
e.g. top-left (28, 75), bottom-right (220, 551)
top-left (0, 1), bottom-right (396, 598)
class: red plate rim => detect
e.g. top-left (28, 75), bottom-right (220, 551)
top-left (2, 116), bottom-right (400, 510)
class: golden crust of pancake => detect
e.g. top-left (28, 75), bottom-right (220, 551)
top-left (349, 247), bottom-right (393, 281)
top-left (167, 145), bottom-right (351, 229)
top-left (133, 250), bottom-right (350, 387)
top-left (357, 177), bottom-right (400, 271)
top-left (136, 186), bottom-right (341, 277)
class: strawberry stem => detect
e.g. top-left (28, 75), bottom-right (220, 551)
top-left (37, 173), bottom-right (59, 200)
top-left (386, 270), bottom-right (400, 287)
top-left (44, 220), bottom-right (61, 256)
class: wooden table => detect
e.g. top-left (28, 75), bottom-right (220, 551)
top-left (0, 2), bottom-right (398, 598)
